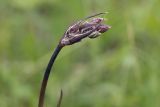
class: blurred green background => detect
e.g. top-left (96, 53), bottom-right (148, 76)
top-left (0, 0), bottom-right (160, 107)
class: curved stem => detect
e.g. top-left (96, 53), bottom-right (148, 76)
top-left (38, 44), bottom-right (63, 107)
top-left (57, 89), bottom-right (63, 107)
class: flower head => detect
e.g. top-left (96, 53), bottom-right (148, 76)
top-left (60, 13), bottom-right (111, 46)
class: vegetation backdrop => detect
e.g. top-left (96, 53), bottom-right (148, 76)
top-left (0, 0), bottom-right (160, 107)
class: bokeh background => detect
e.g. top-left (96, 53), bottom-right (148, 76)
top-left (0, 0), bottom-right (160, 107)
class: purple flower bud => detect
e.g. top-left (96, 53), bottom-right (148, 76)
top-left (97, 25), bottom-right (111, 33)
top-left (60, 13), bottom-right (111, 46)
top-left (90, 17), bottom-right (104, 24)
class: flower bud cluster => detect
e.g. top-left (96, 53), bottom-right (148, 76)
top-left (60, 15), bottom-right (111, 46)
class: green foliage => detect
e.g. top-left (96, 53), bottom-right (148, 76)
top-left (0, 0), bottom-right (160, 107)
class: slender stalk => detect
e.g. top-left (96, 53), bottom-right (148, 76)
top-left (38, 44), bottom-right (63, 107)
top-left (57, 89), bottom-right (63, 107)
top-left (38, 12), bottom-right (110, 107)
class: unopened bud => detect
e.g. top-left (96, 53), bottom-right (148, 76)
top-left (90, 17), bottom-right (104, 24)
top-left (60, 13), bottom-right (111, 46)
top-left (97, 25), bottom-right (111, 33)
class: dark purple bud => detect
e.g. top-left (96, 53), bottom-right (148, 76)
top-left (60, 13), bottom-right (111, 46)
top-left (90, 17), bottom-right (104, 24)
top-left (97, 25), bottom-right (111, 33)
top-left (68, 23), bottom-right (80, 33)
